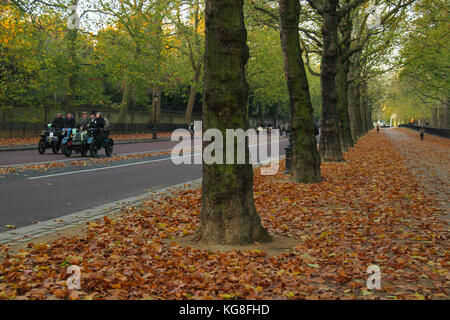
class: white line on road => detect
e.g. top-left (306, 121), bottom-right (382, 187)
top-left (0, 148), bottom-right (173, 169)
top-left (27, 139), bottom-right (286, 180)
top-left (27, 153), bottom-right (202, 180)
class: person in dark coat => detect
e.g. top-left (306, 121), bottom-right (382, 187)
top-left (92, 112), bottom-right (105, 129)
top-left (64, 113), bottom-right (76, 129)
top-left (51, 113), bottom-right (65, 130)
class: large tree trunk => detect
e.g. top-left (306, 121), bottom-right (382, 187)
top-left (279, 0), bottom-right (321, 183)
top-left (318, 0), bottom-right (343, 162)
top-left (336, 11), bottom-right (353, 152)
top-left (195, 0), bottom-right (271, 245)
top-left (336, 57), bottom-right (353, 151)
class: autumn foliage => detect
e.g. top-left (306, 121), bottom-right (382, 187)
top-left (0, 130), bottom-right (448, 300)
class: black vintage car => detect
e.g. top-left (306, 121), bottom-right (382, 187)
top-left (61, 128), bottom-right (89, 157)
top-left (85, 128), bottom-right (114, 157)
top-left (37, 124), bottom-right (63, 154)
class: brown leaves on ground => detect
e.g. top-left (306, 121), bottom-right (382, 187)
top-left (0, 130), bottom-right (448, 300)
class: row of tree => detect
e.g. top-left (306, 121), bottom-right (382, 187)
top-left (2, 0), bottom-right (320, 124)
top-left (385, 0), bottom-right (449, 128)
top-left (3, 0), bottom-right (446, 244)
top-left (196, 0), bottom-right (427, 244)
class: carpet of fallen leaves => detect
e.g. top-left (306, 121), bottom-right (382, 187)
top-left (0, 132), bottom-right (173, 147)
top-left (0, 130), bottom-right (448, 300)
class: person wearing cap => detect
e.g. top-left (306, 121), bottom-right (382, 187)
top-left (51, 113), bottom-right (65, 130)
top-left (78, 112), bottom-right (90, 130)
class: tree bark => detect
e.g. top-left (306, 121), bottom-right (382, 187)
top-left (118, 80), bottom-right (130, 123)
top-left (185, 69), bottom-right (201, 124)
top-left (279, 0), bottom-right (321, 183)
top-left (353, 81), bottom-right (362, 137)
top-left (318, 0), bottom-right (344, 162)
top-left (65, 26), bottom-right (78, 114)
top-left (347, 76), bottom-right (358, 143)
top-left (195, 0), bottom-right (271, 245)
top-left (149, 16), bottom-right (163, 124)
top-left (360, 80), bottom-right (368, 134)
top-left (336, 12), bottom-right (353, 151)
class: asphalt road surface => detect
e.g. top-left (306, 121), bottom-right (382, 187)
top-left (0, 137), bottom-right (288, 232)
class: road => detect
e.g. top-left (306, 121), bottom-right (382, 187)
top-left (0, 137), bottom-right (288, 232)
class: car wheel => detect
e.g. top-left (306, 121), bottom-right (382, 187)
top-left (105, 140), bottom-right (113, 157)
top-left (52, 142), bottom-right (60, 154)
top-left (90, 141), bottom-right (98, 158)
top-left (63, 145), bottom-right (71, 157)
top-left (38, 140), bottom-right (46, 154)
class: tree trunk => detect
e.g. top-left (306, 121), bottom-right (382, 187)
top-left (65, 26), bottom-right (78, 114)
top-left (118, 80), bottom-right (130, 123)
top-left (442, 99), bottom-right (449, 128)
top-left (353, 81), bottom-right (362, 137)
top-left (195, 0), bottom-right (271, 245)
top-left (279, 0), bottom-right (321, 183)
top-left (336, 57), bottom-right (353, 151)
top-left (149, 16), bottom-right (163, 124)
top-left (347, 79), bottom-right (358, 143)
top-left (185, 70), bottom-right (201, 124)
top-left (360, 80), bottom-right (367, 134)
top-left (318, 0), bottom-right (343, 162)
top-left (336, 11), bottom-right (353, 151)
top-left (274, 102), bottom-right (279, 127)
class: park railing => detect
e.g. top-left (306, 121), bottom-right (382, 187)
top-left (399, 124), bottom-right (450, 138)
top-left (0, 121), bottom-right (189, 138)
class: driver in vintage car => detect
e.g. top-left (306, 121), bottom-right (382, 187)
top-left (51, 113), bottom-right (65, 130)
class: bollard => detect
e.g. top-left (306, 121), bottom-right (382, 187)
top-left (284, 131), bottom-right (292, 174)
top-left (152, 127), bottom-right (157, 140)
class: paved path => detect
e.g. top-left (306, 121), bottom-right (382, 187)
top-left (385, 128), bottom-right (449, 220)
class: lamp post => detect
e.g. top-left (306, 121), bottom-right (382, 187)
top-left (152, 92), bottom-right (159, 139)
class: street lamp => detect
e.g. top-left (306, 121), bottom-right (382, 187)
top-left (153, 92), bottom-right (159, 140)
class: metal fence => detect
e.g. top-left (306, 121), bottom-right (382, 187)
top-left (0, 121), bottom-right (189, 138)
top-left (399, 124), bottom-right (450, 138)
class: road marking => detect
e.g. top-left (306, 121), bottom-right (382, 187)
top-left (27, 153), bottom-right (202, 180)
top-left (0, 148), bottom-right (173, 169)
top-left (27, 139), bottom-right (287, 180)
